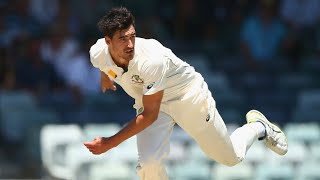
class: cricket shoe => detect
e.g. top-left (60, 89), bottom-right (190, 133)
top-left (246, 110), bottom-right (288, 156)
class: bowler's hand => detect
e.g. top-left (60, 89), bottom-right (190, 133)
top-left (83, 137), bottom-right (116, 155)
top-left (101, 71), bottom-right (117, 93)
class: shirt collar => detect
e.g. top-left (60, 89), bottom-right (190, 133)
top-left (104, 48), bottom-right (125, 79)
top-left (104, 47), bottom-right (138, 79)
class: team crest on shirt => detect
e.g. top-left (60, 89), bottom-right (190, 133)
top-left (131, 75), bottom-right (144, 84)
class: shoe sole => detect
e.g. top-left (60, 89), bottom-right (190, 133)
top-left (246, 110), bottom-right (288, 155)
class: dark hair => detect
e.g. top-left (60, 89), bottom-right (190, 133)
top-left (97, 7), bottom-right (135, 38)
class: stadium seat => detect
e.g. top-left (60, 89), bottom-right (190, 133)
top-left (296, 89), bottom-right (320, 110)
top-left (263, 57), bottom-right (291, 74)
top-left (295, 161), bottom-right (320, 180)
top-left (225, 123), bottom-right (239, 135)
top-left (0, 90), bottom-right (37, 112)
top-left (64, 143), bottom-right (110, 180)
top-left (262, 140), bottom-right (309, 168)
top-left (83, 93), bottom-right (118, 111)
top-left (211, 56), bottom-right (247, 75)
top-left (82, 93), bottom-right (135, 124)
top-left (0, 161), bottom-right (23, 178)
top-left (1, 109), bottom-right (60, 144)
top-left (284, 123), bottom-right (320, 144)
top-left (242, 142), bottom-right (267, 166)
top-left (187, 142), bottom-right (209, 163)
top-left (0, 91), bottom-right (41, 143)
top-left (234, 72), bottom-right (275, 92)
top-left (214, 90), bottom-right (247, 111)
top-left (171, 159), bottom-right (211, 180)
top-left (291, 109), bottom-right (320, 123)
top-left (281, 141), bottom-right (309, 166)
top-left (309, 143), bottom-right (320, 162)
top-left (211, 162), bottom-right (253, 180)
top-left (293, 89), bottom-right (320, 124)
top-left (251, 90), bottom-right (295, 111)
top-left (276, 73), bottom-right (317, 95)
top-left (178, 53), bottom-right (211, 76)
top-left (205, 72), bottom-right (231, 93)
top-left (218, 108), bottom-right (244, 125)
top-left (254, 162), bottom-right (294, 180)
top-left (167, 141), bottom-right (186, 164)
top-left (37, 91), bottom-right (79, 124)
top-left (300, 56), bottom-right (320, 76)
top-left (40, 124), bottom-right (83, 179)
top-left (24, 110), bottom-right (61, 161)
top-left (83, 123), bottom-right (122, 141)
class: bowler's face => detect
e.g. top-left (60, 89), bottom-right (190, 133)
top-left (106, 25), bottom-right (136, 63)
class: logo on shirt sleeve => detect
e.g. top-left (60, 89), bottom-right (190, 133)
top-left (108, 70), bottom-right (117, 78)
top-left (147, 82), bottom-right (155, 89)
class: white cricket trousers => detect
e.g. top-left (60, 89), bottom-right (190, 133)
top-left (136, 74), bottom-right (258, 180)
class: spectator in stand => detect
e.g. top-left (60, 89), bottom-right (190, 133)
top-left (70, 0), bottom-right (114, 27)
top-left (54, 0), bottom-right (82, 37)
top-left (40, 23), bottom-right (100, 103)
top-left (240, 0), bottom-right (286, 71)
top-left (40, 23), bottom-right (79, 80)
top-left (0, 1), bottom-right (40, 48)
top-left (174, 0), bottom-right (201, 42)
top-left (5, 0), bottom-right (41, 37)
top-left (0, 47), bottom-right (7, 89)
top-left (0, 11), bottom-right (16, 48)
top-left (280, 0), bottom-right (320, 68)
top-left (29, 0), bottom-right (58, 26)
top-left (12, 34), bottom-right (63, 96)
top-left (59, 43), bottom-right (100, 98)
top-left (0, 47), bottom-right (4, 77)
top-left (135, 16), bottom-right (170, 42)
top-left (280, 0), bottom-right (320, 30)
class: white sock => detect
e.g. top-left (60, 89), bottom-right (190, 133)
top-left (247, 122), bottom-right (266, 139)
top-left (230, 125), bottom-right (257, 159)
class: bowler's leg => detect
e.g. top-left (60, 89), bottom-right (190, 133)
top-left (191, 107), bottom-right (257, 166)
top-left (136, 112), bottom-right (175, 180)
top-left (171, 79), bottom-right (258, 166)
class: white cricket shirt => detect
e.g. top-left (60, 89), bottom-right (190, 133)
top-left (90, 37), bottom-right (198, 110)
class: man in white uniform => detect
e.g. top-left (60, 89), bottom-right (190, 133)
top-left (84, 7), bottom-right (288, 180)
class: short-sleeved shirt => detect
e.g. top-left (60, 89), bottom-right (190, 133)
top-left (90, 37), bottom-right (197, 110)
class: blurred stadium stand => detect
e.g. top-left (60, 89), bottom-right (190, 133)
top-left (0, 0), bottom-right (320, 179)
